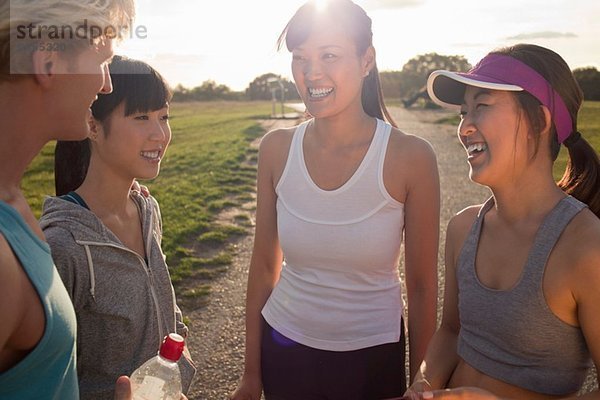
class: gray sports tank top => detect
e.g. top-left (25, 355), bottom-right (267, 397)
top-left (456, 196), bottom-right (592, 395)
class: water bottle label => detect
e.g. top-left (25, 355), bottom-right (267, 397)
top-left (134, 376), bottom-right (166, 399)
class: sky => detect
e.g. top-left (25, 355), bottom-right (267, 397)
top-left (117, 0), bottom-right (600, 92)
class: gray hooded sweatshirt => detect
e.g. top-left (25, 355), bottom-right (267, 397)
top-left (40, 193), bottom-right (196, 399)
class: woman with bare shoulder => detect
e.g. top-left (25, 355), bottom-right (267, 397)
top-left (231, 1), bottom-right (440, 399)
top-left (406, 44), bottom-right (600, 400)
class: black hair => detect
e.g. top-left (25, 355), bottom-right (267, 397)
top-left (492, 44), bottom-right (600, 217)
top-left (277, 0), bottom-right (396, 127)
top-left (54, 55), bottom-right (172, 196)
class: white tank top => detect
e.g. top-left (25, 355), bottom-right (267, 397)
top-left (262, 118), bottom-right (405, 351)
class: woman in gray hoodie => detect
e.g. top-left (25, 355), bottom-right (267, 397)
top-left (39, 56), bottom-right (196, 400)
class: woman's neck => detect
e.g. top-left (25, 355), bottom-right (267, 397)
top-left (311, 109), bottom-right (377, 148)
top-left (489, 172), bottom-right (566, 224)
top-left (75, 165), bottom-right (135, 218)
top-left (0, 141), bottom-right (36, 201)
top-left (0, 85), bottom-right (50, 198)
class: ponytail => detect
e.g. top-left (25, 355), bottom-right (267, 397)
top-left (54, 140), bottom-right (91, 196)
top-left (362, 65), bottom-right (396, 127)
top-left (558, 133), bottom-right (600, 217)
top-left (494, 44), bottom-right (600, 217)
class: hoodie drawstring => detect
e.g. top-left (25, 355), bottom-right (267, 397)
top-left (83, 244), bottom-right (96, 301)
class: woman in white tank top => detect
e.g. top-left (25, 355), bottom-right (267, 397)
top-left (231, 2), bottom-right (440, 399)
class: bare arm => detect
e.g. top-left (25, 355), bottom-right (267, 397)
top-left (408, 209), bottom-right (478, 395)
top-left (403, 138), bottom-right (440, 381)
top-left (564, 218), bottom-right (600, 400)
top-left (231, 131), bottom-right (287, 400)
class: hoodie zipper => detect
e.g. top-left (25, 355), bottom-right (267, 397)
top-left (76, 240), bottom-right (166, 346)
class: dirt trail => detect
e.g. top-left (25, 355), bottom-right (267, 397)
top-left (184, 118), bottom-right (298, 400)
top-left (184, 107), bottom-right (597, 399)
top-left (389, 107), bottom-right (490, 293)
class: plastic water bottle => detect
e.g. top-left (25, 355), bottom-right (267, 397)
top-left (131, 333), bottom-right (184, 400)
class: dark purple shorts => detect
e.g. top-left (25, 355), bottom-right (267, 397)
top-left (261, 318), bottom-right (406, 400)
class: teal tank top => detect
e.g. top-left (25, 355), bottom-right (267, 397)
top-left (0, 201), bottom-right (79, 399)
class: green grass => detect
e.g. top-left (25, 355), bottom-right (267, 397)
top-left (149, 101), bottom-right (269, 274)
top-left (23, 101), bottom-right (274, 288)
top-left (198, 225), bottom-right (246, 244)
top-left (22, 142), bottom-right (56, 215)
top-left (431, 101), bottom-right (600, 180)
top-left (554, 101), bottom-right (600, 179)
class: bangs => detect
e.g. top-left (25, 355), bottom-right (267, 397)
top-left (92, 56), bottom-right (172, 121)
top-left (118, 70), bottom-right (171, 116)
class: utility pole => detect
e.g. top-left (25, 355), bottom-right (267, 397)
top-left (267, 77), bottom-right (285, 118)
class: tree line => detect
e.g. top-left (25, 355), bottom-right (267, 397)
top-left (172, 53), bottom-right (600, 104)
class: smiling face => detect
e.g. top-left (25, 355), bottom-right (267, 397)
top-left (458, 86), bottom-right (532, 186)
top-left (290, 23), bottom-right (373, 119)
top-left (91, 103), bottom-right (171, 182)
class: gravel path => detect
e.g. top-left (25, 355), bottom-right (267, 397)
top-left (184, 118), bottom-right (299, 400)
top-left (183, 106), bottom-right (596, 399)
top-left (388, 107), bottom-right (490, 306)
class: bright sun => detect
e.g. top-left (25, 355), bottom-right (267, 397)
top-left (314, 0), bottom-right (328, 12)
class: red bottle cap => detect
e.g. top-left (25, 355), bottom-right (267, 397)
top-left (159, 333), bottom-right (185, 362)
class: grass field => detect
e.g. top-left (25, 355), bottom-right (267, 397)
top-left (23, 101), bottom-right (275, 302)
top-left (433, 101), bottom-right (600, 180)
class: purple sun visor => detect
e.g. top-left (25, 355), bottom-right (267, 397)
top-left (427, 53), bottom-right (572, 143)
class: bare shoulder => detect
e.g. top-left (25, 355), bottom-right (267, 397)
top-left (387, 127), bottom-right (437, 165)
top-left (551, 209), bottom-right (600, 332)
top-left (0, 234), bottom-right (25, 343)
top-left (257, 126), bottom-right (297, 187)
top-left (446, 205), bottom-right (482, 252)
top-left (451, 204), bottom-right (482, 226)
top-left (384, 128), bottom-right (438, 201)
top-left (561, 208), bottom-right (600, 278)
top-left (258, 126), bottom-right (296, 157)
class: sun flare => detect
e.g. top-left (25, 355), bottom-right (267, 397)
top-left (314, 0), bottom-right (328, 12)
top-left (118, 0), bottom-right (599, 92)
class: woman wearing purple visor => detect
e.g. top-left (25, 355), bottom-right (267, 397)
top-left (403, 44), bottom-right (600, 400)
